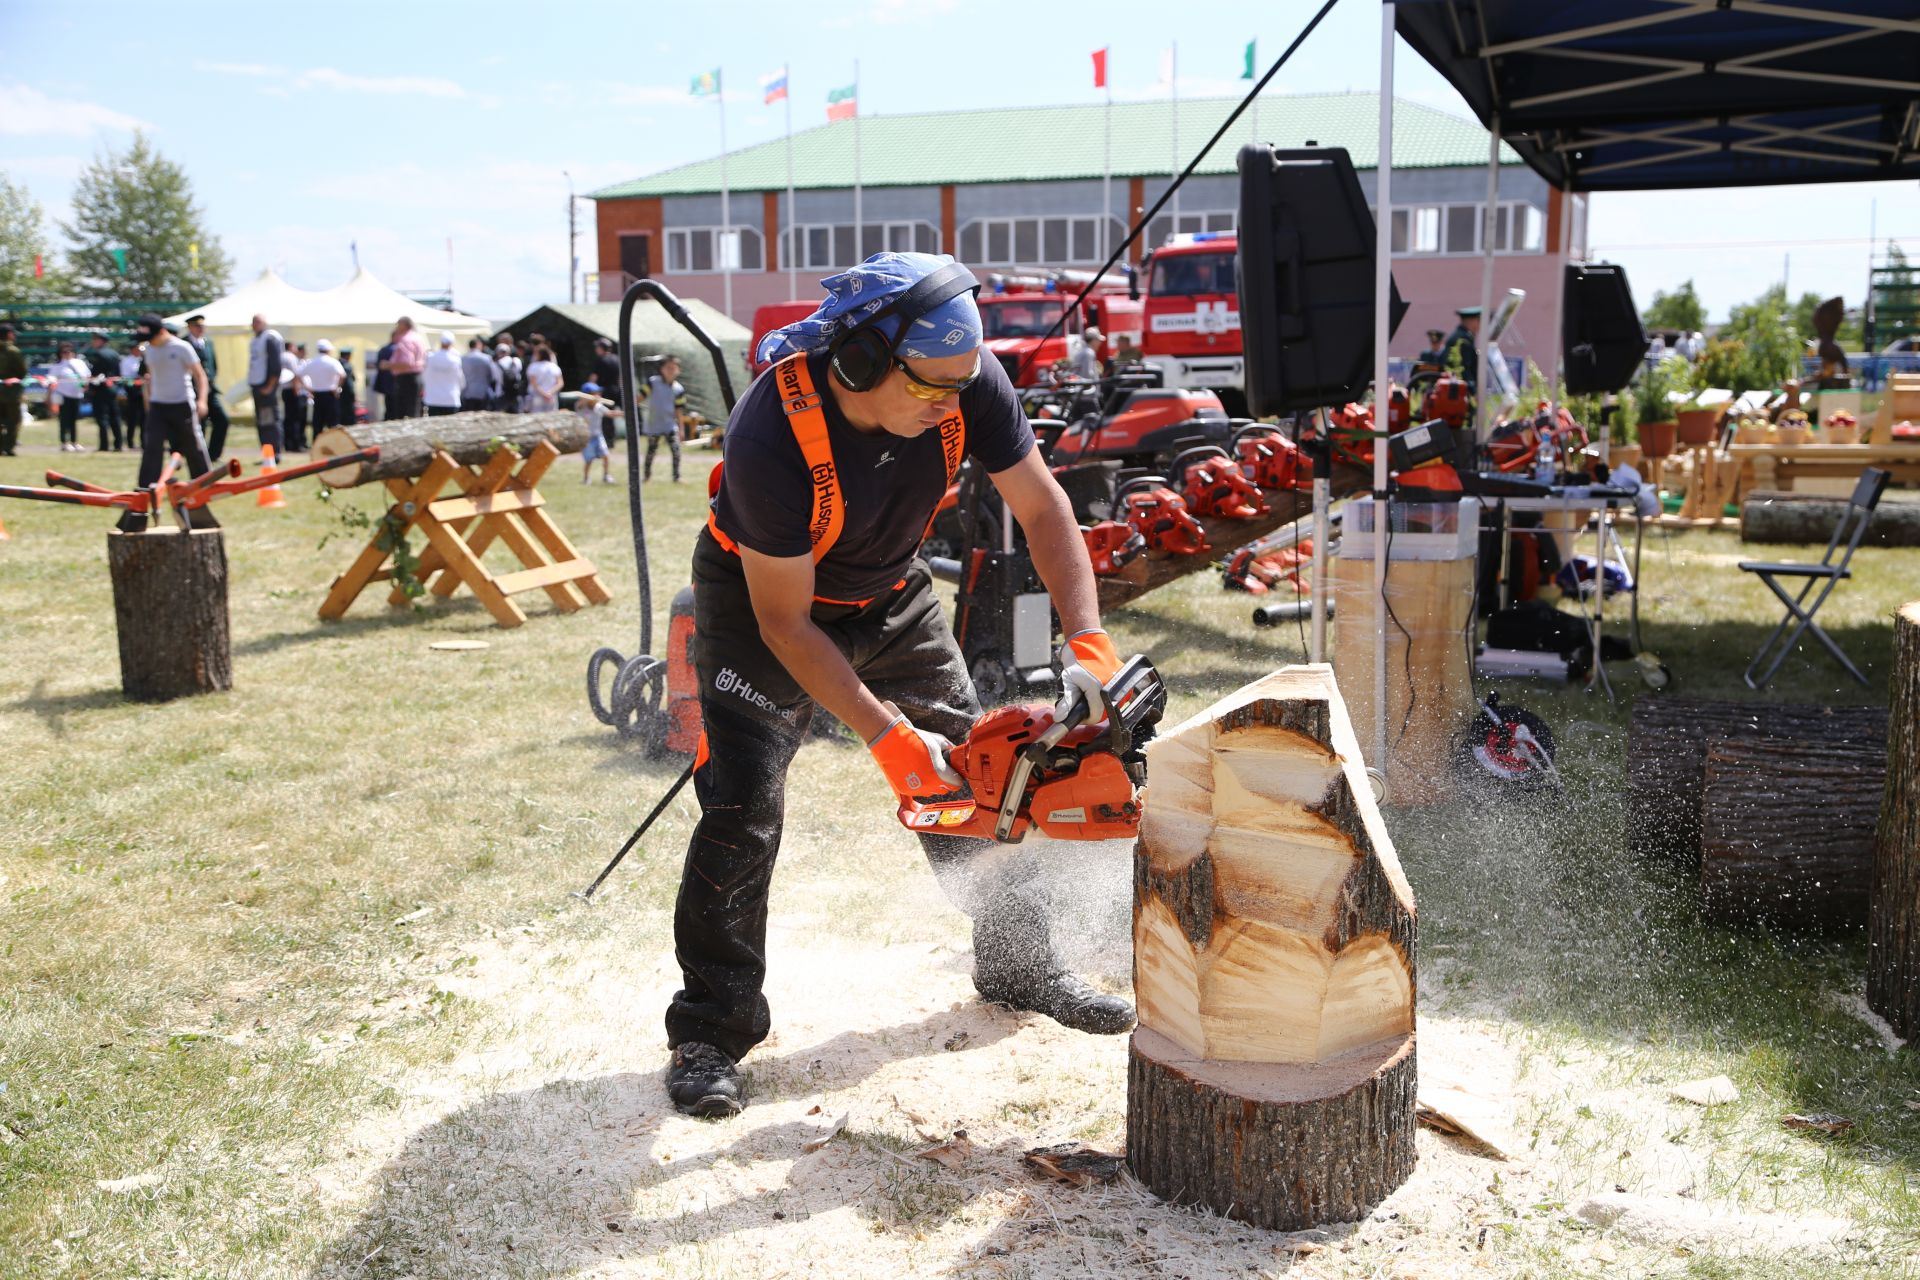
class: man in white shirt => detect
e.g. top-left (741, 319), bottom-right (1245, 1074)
top-left (301, 338), bottom-right (348, 434)
top-left (422, 332), bottom-right (466, 417)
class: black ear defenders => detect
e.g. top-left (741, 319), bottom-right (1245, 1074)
top-left (828, 262), bottom-right (980, 393)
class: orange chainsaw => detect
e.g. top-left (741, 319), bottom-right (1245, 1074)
top-left (899, 655), bottom-right (1167, 844)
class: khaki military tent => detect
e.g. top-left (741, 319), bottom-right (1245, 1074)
top-left (489, 300), bottom-right (752, 426)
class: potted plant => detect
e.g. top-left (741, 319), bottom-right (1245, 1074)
top-left (1632, 357), bottom-right (1682, 459)
top-left (1675, 392), bottom-right (1721, 447)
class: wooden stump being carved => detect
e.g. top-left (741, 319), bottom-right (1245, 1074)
top-left (1127, 664), bottom-right (1417, 1230)
top-left (1869, 602), bottom-right (1920, 1038)
top-left (106, 527), bottom-right (232, 701)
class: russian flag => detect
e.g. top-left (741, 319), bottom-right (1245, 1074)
top-left (760, 69), bottom-right (788, 105)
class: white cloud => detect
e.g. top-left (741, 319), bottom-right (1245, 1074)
top-left (293, 67), bottom-right (469, 98)
top-left (601, 82), bottom-right (699, 108)
top-left (0, 84), bottom-right (150, 138)
top-left (868, 0), bottom-right (959, 23)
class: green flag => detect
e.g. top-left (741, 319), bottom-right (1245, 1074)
top-left (690, 68), bottom-right (720, 97)
top-left (826, 83), bottom-right (856, 103)
top-left (1242, 40), bottom-right (1256, 79)
top-left (111, 247), bottom-right (128, 275)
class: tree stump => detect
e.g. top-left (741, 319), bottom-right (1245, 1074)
top-left (1127, 665), bottom-right (1417, 1230)
top-left (1699, 735), bottom-right (1885, 931)
top-left (1869, 602), bottom-right (1920, 1039)
top-left (107, 528), bottom-right (232, 701)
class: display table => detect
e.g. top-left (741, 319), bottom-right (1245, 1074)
top-left (1726, 443), bottom-right (1920, 492)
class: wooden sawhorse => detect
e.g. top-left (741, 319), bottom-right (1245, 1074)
top-left (319, 440), bottom-right (609, 628)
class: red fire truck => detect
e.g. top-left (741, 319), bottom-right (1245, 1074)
top-left (1139, 232), bottom-right (1245, 415)
top-left (978, 271), bottom-right (1142, 388)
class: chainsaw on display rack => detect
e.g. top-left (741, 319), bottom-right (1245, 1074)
top-left (897, 654), bottom-right (1167, 844)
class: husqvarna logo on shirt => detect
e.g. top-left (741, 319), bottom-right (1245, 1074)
top-left (714, 668), bottom-right (797, 722)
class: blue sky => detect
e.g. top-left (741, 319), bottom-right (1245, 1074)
top-left (4, 0), bottom-right (1916, 325)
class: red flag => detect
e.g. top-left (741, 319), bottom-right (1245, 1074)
top-left (33, 254), bottom-right (43, 279)
top-left (1092, 48), bottom-right (1108, 89)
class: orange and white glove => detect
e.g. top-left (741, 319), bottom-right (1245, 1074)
top-left (867, 710), bottom-right (963, 800)
top-left (1058, 627), bottom-right (1122, 722)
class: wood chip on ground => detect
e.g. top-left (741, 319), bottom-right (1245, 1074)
top-left (1022, 1143), bottom-right (1125, 1187)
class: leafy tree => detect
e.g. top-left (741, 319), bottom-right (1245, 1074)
top-left (1642, 279), bottom-right (1706, 334)
top-left (59, 132), bottom-right (230, 302)
top-left (1697, 283), bottom-right (1802, 394)
top-left (0, 171), bottom-right (66, 299)
top-left (1788, 290), bottom-right (1863, 351)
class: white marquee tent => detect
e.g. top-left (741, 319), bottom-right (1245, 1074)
top-left (166, 268), bottom-right (492, 414)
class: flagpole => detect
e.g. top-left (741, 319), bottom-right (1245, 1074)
top-left (853, 59), bottom-right (863, 263)
top-left (1170, 41), bottom-right (1180, 229)
top-left (785, 63), bottom-right (797, 298)
top-left (719, 68), bottom-right (733, 321)
top-left (1102, 55), bottom-right (1112, 270)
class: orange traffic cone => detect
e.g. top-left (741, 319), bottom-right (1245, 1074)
top-left (257, 444), bottom-right (287, 509)
top-left (0, 513), bottom-right (10, 541)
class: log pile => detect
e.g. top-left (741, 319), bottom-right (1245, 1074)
top-left (1628, 697), bottom-right (1887, 932)
top-left (1869, 602), bottom-right (1920, 1038)
top-left (107, 528), bottom-right (232, 701)
top-left (311, 411), bottom-right (591, 487)
top-left (1128, 665), bottom-right (1417, 1230)
top-left (1741, 490), bottom-right (1920, 548)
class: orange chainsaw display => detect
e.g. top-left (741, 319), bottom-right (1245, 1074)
top-left (1232, 424), bottom-right (1311, 492)
top-left (1172, 444), bottom-right (1268, 519)
top-left (1080, 519), bottom-right (1146, 576)
top-left (1222, 543), bottom-right (1310, 595)
top-left (0, 447), bottom-right (380, 530)
top-left (897, 655), bottom-right (1166, 843)
top-left (1117, 476), bottom-right (1209, 557)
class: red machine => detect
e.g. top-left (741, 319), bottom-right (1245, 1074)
top-left (1172, 444), bottom-right (1267, 519)
top-left (979, 273), bottom-right (1142, 387)
top-left (898, 656), bottom-right (1166, 843)
top-left (1222, 545), bottom-right (1309, 595)
top-left (1044, 383), bottom-right (1230, 467)
top-left (1488, 401), bottom-right (1590, 474)
top-left (1232, 425), bottom-right (1311, 492)
top-left (1421, 374), bottom-right (1471, 429)
top-left (1081, 520), bottom-right (1145, 576)
top-left (1117, 476), bottom-right (1209, 557)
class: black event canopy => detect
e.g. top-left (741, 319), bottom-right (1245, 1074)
top-left (1393, 0), bottom-right (1920, 191)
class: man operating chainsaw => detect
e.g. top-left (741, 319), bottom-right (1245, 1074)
top-left (667, 252), bottom-right (1139, 1118)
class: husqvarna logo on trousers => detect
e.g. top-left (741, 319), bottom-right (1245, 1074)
top-left (714, 667), bottom-right (797, 723)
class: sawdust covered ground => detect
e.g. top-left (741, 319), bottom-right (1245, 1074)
top-left (297, 811), bottom-right (1897, 1280)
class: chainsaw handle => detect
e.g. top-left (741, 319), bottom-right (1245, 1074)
top-left (1168, 444), bottom-right (1231, 479)
top-left (1113, 475), bottom-right (1172, 505)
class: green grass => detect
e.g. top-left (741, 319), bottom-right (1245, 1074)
top-left (2, 433), bottom-right (1917, 1277)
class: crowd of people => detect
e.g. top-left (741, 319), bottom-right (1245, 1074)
top-left (2, 311), bottom-right (696, 486)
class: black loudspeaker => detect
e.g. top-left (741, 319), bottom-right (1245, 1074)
top-left (1561, 263), bottom-right (1647, 395)
top-left (1237, 144), bottom-right (1407, 416)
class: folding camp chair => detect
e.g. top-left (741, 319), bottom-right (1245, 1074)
top-left (1739, 467), bottom-right (1889, 690)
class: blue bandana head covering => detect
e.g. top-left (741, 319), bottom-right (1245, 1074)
top-left (755, 251), bottom-right (983, 367)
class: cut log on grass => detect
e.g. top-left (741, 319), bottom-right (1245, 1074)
top-left (311, 411), bottom-right (590, 487)
top-left (107, 527), bottom-right (232, 701)
top-left (1127, 665), bottom-right (1417, 1230)
top-left (1741, 490), bottom-right (1920, 547)
top-left (1627, 698), bottom-right (1887, 873)
top-left (1699, 735), bottom-right (1885, 931)
top-left (1869, 602), bottom-right (1920, 1038)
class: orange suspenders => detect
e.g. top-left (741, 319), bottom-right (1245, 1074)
top-left (708, 353), bottom-right (967, 602)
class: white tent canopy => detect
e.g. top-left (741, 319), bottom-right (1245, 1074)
top-left (166, 268), bottom-right (492, 411)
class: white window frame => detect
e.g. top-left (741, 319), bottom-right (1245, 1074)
top-left (664, 225), bottom-right (764, 274)
top-left (780, 220), bottom-right (940, 271)
top-left (1389, 201), bottom-right (1546, 257)
top-left (957, 214), bottom-right (1128, 267)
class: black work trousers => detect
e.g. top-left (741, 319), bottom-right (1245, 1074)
top-left (311, 389), bottom-right (340, 434)
top-left (123, 387), bottom-right (144, 449)
top-left (386, 372), bottom-right (421, 420)
top-left (282, 388), bottom-right (309, 452)
top-left (138, 401), bottom-right (213, 487)
top-left (666, 531), bottom-right (1058, 1062)
top-left (204, 390), bottom-right (229, 461)
top-left (91, 385), bottom-right (121, 450)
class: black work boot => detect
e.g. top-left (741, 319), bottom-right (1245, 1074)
top-left (972, 886), bottom-right (1135, 1036)
top-left (666, 1041), bottom-right (745, 1118)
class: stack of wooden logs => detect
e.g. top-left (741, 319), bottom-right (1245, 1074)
top-left (1628, 697), bottom-right (1888, 930)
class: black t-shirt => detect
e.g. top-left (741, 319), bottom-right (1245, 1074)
top-left (713, 349), bottom-right (1032, 601)
top-left (593, 351), bottom-right (624, 401)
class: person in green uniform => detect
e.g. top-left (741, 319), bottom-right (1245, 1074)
top-left (1441, 306), bottom-right (1482, 392)
top-left (0, 324), bottom-right (26, 456)
top-left (184, 314), bottom-right (230, 461)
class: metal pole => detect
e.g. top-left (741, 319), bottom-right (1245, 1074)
top-left (1170, 42), bottom-right (1181, 229)
top-left (565, 170), bottom-right (576, 304)
top-left (1372, 3), bottom-right (1394, 781)
top-left (1103, 79), bottom-right (1112, 267)
top-left (719, 70), bottom-right (732, 321)
top-left (786, 63), bottom-right (797, 299)
top-left (1310, 408), bottom-right (1330, 664)
top-left (1478, 115), bottom-right (1498, 446)
top-left (853, 60), bottom-right (863, 263)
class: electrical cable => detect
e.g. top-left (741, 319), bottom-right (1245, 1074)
top-left (1379, 512), bottom-right (1419, 753)
top-left (1010, 0), bottom-right (1342, 387)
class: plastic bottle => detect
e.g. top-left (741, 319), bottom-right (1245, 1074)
top-left (1534, 432), bottom-right (1558, 486)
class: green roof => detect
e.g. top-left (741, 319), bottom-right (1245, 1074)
top-left (589, 92), bottom-right (1522, 199)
